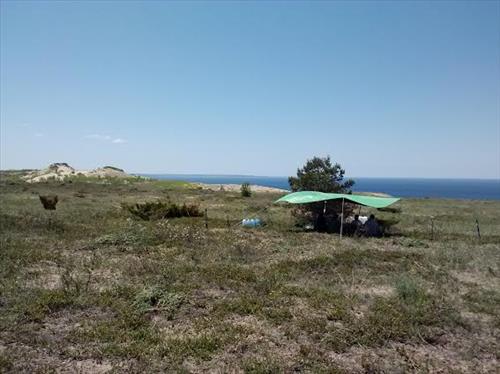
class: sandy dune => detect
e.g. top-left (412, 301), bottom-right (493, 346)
top-left (23, 163), bottom-right (131, 183)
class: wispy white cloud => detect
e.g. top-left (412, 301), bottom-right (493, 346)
top-left (85, 134), bottom-right (112, 141)
top-left (17, 123), bottom-right (44, 137)
top-left (85, 134), bottom-right (127, 144)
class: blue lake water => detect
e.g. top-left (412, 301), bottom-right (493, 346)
top-left (141, 174), bottom-right (500, 201)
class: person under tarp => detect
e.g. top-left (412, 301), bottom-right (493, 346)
top-left (363, 214), bottom-right (382, 237)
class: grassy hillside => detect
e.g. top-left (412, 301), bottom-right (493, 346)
top-left (1, 172), bottom-right (499, 372)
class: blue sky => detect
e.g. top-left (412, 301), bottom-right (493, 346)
top-left (1, 1), bottom-right (499, 178)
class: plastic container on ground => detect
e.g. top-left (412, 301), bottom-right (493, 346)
top-left (242, 218), bottom-right (262, 228)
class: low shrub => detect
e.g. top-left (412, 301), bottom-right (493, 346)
top-left (241, 182), bottom-right (252, 197)
top-left (242, 357), bottom-right (282, 373)
top-left (159, 333), bottom-right (224, 362)
top-left (123, 200), bottom-right (203, 220)
top-left (133, 286), bottom-right (184, 318)
top-left (39, 195), bottom-right (58, 210)
top-left (0, 352), bottom-right (14, 372)
top-left (378, 217), bottom-right (401, 236)
top-left (19, 289), bottom-right (78, 322)
top-left (395, 275), bottom-right (426, 304)
top-left (463, 288), bottom-right (500, 316)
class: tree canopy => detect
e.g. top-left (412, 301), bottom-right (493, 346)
top-left (288, 156), bottom-right (355, 232)
top-left (288, 156), bottom-right (354, 193)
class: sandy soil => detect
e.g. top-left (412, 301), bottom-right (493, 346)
top-left (195, 183), bottom-right (288, 193)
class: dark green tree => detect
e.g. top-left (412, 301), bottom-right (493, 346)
top-left (289, 156), bottom-right (354, 193)
top-left (288, 156), bottom-right (354, 231)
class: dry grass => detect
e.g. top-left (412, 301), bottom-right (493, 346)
top-left (0, 171), bottom-right (499, 372)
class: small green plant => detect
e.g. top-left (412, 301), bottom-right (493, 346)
top-left (395, 276), bottom-right (425, 305)
top-left (160, 334), bottom-right (222, 362)
top-left (20, 289), bottom-right (77, 322)
top-left (242, 357), bottom-right (282, 373)
top-left (0, 352), bottom-right (14, 372)
top-left (133, 286), bottom-right (184, 319)
top-left (60, 254), bottom-right (100, 296)
top-left (463, 289), bottom-right (500, 316)
top-left (241, 182), bottom-right (252, 197)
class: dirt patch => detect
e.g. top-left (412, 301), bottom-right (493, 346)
top-left (452, 271), bottom-right (500, 292)
top-left (326, 332), bottom-right (499, 373)
top-left (25, 262), bottom-right (62, 290)
top-left (64, 359), bottom-right (113, 373)
top-left (351, 284), bottom-right (394, 297)
top-left (188, 314), bottom-right (301, 372)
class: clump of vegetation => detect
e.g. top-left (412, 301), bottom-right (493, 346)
top-left (0, 353), bottom-right (13, 372)
top-left (103, 166), bottom-right (124, 172)
top-left (122, 200), bottom-right (202, 220)
top-left (463, 288), bottom-right (500, 316)
top-left (133, 286), bottom-right (184, 318)
top-left (377, 217), bottom-right (401, 235)
top-left (395, 275), bottom-right (426, 304)
top-left (39, 194), bottom-right (58, 210)
top-left (240, 182), bottom-right (252, 197)
top-left (95, 230), bottom-right (150, 247)
top-left (289, 156), bottom-right (354, 193)
top-left (18, 288), bottom-right (79, 323)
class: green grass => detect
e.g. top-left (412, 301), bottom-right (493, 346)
top-left (0, 170), bottom-right (499, 372)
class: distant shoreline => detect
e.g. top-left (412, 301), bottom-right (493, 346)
top-left (195, 183), bottom-right (287, 193)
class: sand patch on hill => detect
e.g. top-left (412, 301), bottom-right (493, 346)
top-left (23, 163), bottom-right (132, 183)
top-left (195, 183), bottom-right (287, 193)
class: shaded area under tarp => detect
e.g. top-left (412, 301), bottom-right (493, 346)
top-left (275, 191), bottom-right (400, 208)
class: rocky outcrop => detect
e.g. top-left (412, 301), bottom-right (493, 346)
top-left (88, 166), bottom-right (128, 178)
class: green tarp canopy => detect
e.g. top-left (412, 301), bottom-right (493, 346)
top-left (275, 191), bottom-right (400, 208)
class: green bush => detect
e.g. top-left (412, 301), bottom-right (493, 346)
top-left (123, 200), bottom-right (203, 220)
top-left (288, 156), bottom-right (354, 231)
top-left (133, 286), bottom-right (184, 318)
top-left (0, 352), bottom-right (13, 372)
top-left (20, 289), bottom-right (78, 322)
top-left (241, 182), bottom-right (252, 197)
top-left (395, 276), bottom-right (425, 304)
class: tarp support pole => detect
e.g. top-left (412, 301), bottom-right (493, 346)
top-left (340, 198), bottom-right (344, 239)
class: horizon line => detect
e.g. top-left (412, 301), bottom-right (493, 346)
top-left (136, 173), bottom-right (500, 181)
